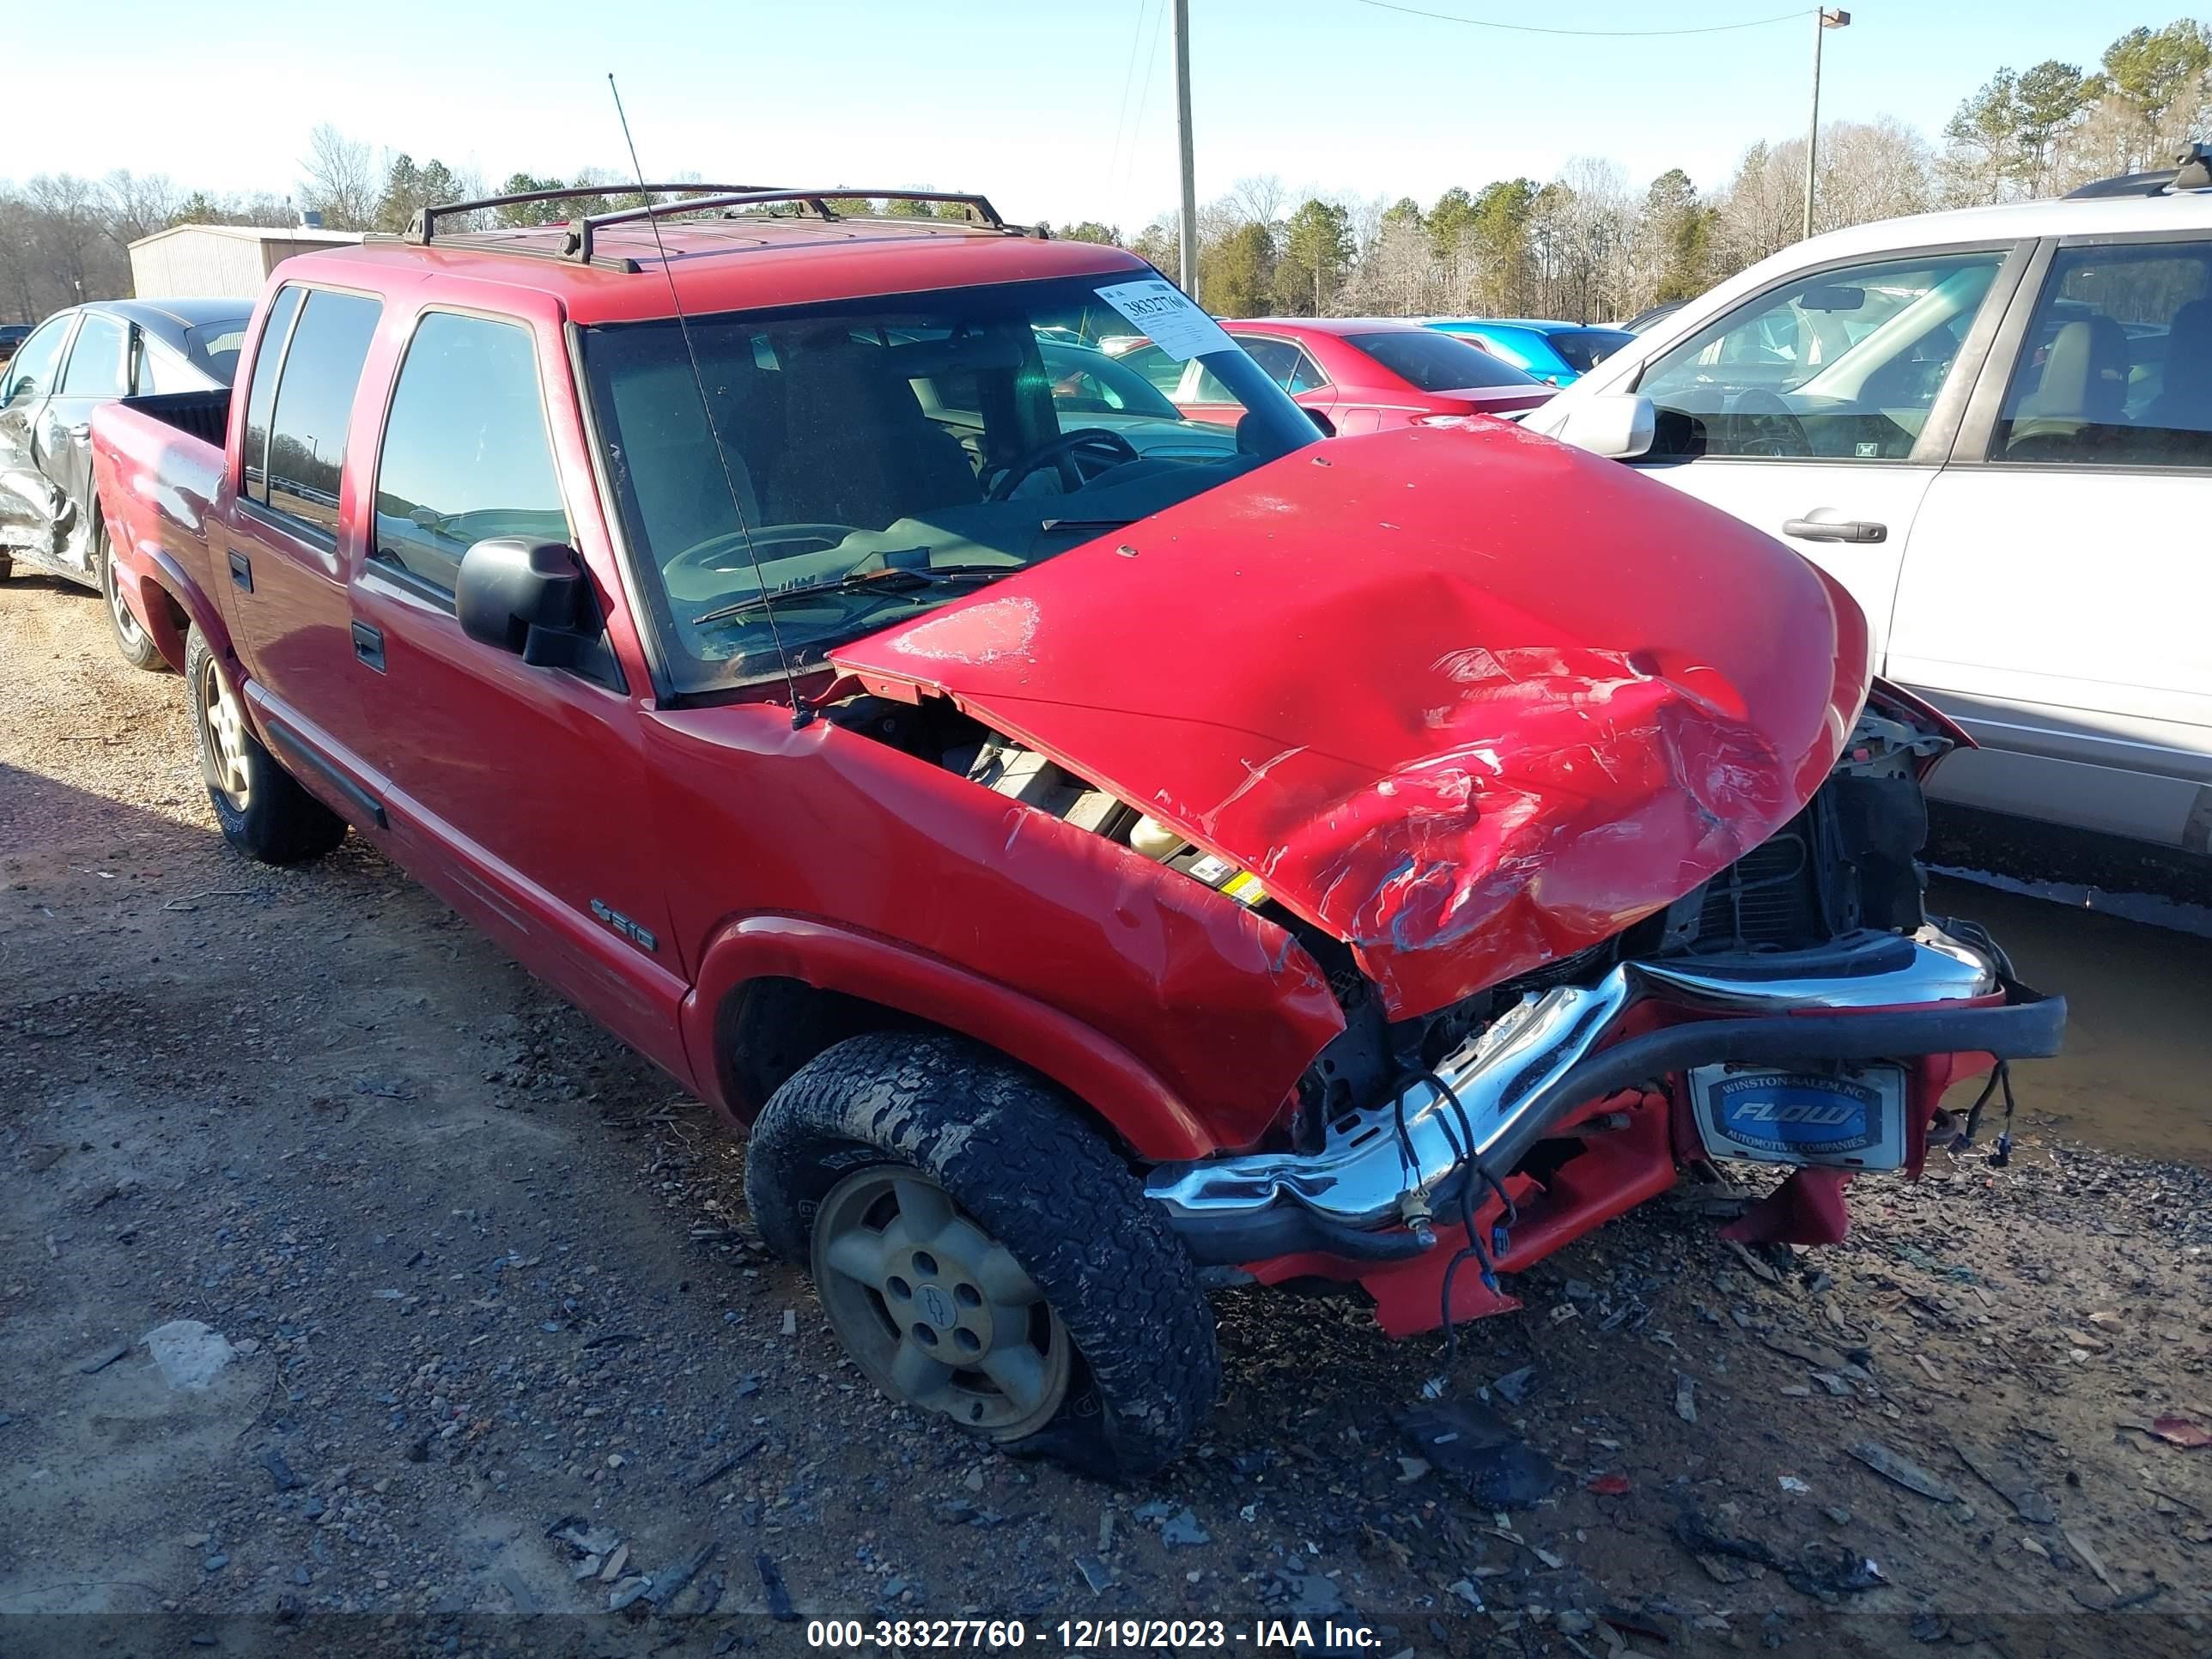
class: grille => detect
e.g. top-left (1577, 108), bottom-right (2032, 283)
top-left (1688, 824), bottom-right (1822, 951)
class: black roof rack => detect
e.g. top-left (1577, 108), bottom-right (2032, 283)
top-left (2065, 142), bottom-right (2212, 199)
top-left (402, 184), bottom-right (1031, 273)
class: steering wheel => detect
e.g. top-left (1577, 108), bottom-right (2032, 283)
top-left (987, 428), bottom-right (1141, 502)
top-left (663, 523), bottom-right (861, 579)
top-left (1725, 389), bottom-right (1813, 459)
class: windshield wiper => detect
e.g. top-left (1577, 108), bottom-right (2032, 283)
top-left (690, 562), bottom-right (1018, 629)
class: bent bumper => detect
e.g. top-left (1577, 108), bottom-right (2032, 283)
top-left (1147, 927), bottom-right (2063, 1267)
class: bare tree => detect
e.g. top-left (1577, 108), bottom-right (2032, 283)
top-left (300, 125), bottom-right (377, 230)
top-left (102, 170), bottom-right (179, 250)
top-left (1815, 118), bottom-right (1935, 231)
top-left (1225, 173), bottom-right (1286, 228)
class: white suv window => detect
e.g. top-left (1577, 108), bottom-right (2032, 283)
top-left (1993, 240), bottom-right (2212, 467)
top-left (1638, 250), bottom-right (2005, 462)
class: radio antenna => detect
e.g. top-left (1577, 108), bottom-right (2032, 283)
top-left (606, 73), bottom-right (807, 726)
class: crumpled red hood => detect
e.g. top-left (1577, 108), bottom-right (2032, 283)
top-left (831, 422), bottom-right (1870, 1018)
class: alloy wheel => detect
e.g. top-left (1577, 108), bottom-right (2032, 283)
top-left (198, 658), bottom-right (251, 809)
top-left (105, 556), bottom-right (146, 647)
top-left (811, 1166), bottom-right (1073, 1438)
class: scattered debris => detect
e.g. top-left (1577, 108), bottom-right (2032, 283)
top-left (550, 1521), bottom-right (623, 1559)
top-left (141, 1320), bottom-right (237, 1391)
top-left (756, 1553), bottom-right (798, 1621)
top-left (682, 1435), bottom-right (768, 1489)
top-left (76, 1340), bottom-right (131, 1376)
top-left (646, 1542), bottom-right (717, 1610)
top-left (262, 1449), bottom-right (303, 1492)
top-left (1076, 1555), bottom-right (1114, 1595)
top-left (1492, 1365), bottom-right (1536, 1405)
top-left (2149, 1415), bottom-right (2212, 1450)
top-left (1398, 1400), bottom-right (1561, 1510)
top-left (1159, 1509), bottom-right (1211, 1547)
top-left (1675, 1511), bottom-right (1885, 1598)
top-left (2064, 1528), bottom-right (2118, 1593)
top-left (607, 1575), bottom-right (653, 1612)
top-left (1849, 1441), bottom-right (1959, 1504)
top-left (1764, 1333), bottom-right (1846, 1371)
top-left (1950, 1439), bottom-right (2058, 1524)
top-left (1779, 1475), bottom-right (1812, 1495)
top-left (1674, 1374), bottom-right (1698, 1425)
top-left (1588, 1474), bottom-right (1632, 1497)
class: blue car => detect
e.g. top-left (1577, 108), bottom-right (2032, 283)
top-left (1420, 319), bottom-right (1637, 386)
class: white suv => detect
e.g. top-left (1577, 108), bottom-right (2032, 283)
top-left (1529, 159), bottom-right (2212, 862)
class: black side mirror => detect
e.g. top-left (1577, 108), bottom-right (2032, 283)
top-left (1305, 405), bottom-right (1337, 438)
top-left (457, 538), bottom-right (598, 671)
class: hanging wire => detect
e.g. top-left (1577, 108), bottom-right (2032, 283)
top-left (1355, 0), bottom-right (1813, 39)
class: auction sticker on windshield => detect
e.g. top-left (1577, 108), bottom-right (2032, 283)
top-left (1094, 277), bottom-right (1236, 361)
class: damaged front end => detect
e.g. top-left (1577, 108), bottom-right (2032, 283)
top-left (1146, 690), bottom-right (2062, 1334)
top-left (821, 425), bottom-right (2063, 1338)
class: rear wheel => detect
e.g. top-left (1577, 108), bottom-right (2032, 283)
top-left (184, 624), bottom-right (348, 865)
top-left (745, 1032), bottom-right (1219, 1480)
top-left (95, 520), bottom-right (164, 672)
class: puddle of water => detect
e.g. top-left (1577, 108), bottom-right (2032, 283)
top-left (1931, 874), bottom-right (2212, 1169)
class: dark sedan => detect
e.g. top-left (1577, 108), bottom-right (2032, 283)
top-left (0, 298), bottom-right (249, 665)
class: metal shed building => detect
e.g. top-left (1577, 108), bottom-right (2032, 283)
top-left (128, 224), bottom-right (366, 301)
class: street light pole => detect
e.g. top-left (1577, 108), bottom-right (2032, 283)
top-left (1172, 0), bottom-right (1200, 302)
top-left (1802, 8), bottom-right (1849, 241)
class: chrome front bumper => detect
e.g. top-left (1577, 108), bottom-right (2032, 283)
top-left (1146, 927), bottom-right (2063, 1266)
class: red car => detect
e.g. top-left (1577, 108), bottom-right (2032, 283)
top-left (90, 188), bottom-right (2060, 1480)
top-left (1123, 317), bottom-right (1553, 434)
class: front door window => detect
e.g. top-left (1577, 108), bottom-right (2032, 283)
top-left (1638, 250), bottom-right (2007, 461)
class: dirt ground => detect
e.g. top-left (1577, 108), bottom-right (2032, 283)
top-left (4, 572), bottom-right (2212, 1659)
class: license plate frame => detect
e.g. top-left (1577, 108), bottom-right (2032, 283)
top-left (1686, 1061), bottom-right (1910, 1170)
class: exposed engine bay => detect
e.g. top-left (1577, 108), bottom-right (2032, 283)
top-left (826, 684), bottom-right (1966, 1150)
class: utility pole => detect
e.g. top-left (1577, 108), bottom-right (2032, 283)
top-left (1802, 8), bottom-right (1850, 241)
top-left (1172, 0), bottom-right (1200, 302)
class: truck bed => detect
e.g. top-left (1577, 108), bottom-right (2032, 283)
top-left (89, 393), bottom-right (232, 670)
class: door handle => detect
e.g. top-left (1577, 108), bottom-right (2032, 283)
top-left (227, 550), bottom-right (252, 592)
top-left (351, 620), bottom-right (386, 673)
top-left (1783, 516), bottom-right (1887, 544)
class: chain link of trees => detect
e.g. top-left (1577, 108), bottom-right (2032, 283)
top-left (5, 16), bottom-right (2209, 325)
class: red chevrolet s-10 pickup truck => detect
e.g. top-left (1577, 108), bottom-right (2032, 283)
top-left (89, 183), bottom-right (2062, 1478)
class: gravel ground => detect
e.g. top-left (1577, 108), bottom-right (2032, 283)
top-left (4, 573), bottom-right (2211, 1658)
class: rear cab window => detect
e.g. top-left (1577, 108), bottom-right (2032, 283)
top-left (372, 312), bottom-right (571, 593)
top-left (241, 285), bottom-right (382, 538)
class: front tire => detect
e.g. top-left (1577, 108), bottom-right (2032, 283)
top-left (745, 1032), bottom-right (1219, 1480)
top-left (95, 520), bottom-right (165, 672)
top-left (184, 624), bottom-right (347, 866)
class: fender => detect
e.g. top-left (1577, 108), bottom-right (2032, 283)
top-left (682, 914), bottom-right (1219, 1162)
top-left (130, 536), bottom-right (228, 677)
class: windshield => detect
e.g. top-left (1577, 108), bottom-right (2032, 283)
top-left (1346, 330), bottom-right (1540, 392)
top-left (582, 273), bottom-right (1317, 691)
top-left (1546, 328), bottom-right (1634, 373)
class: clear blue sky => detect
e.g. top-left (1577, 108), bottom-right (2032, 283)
top-left (9, 0), bottom-right (2160, 228)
